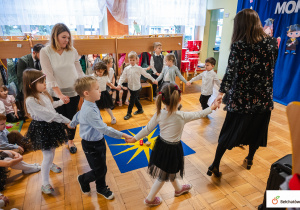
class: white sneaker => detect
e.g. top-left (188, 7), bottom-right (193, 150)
top-left (111, 118), bottom-right (117, 125)
top-left (23, 165), bottom-right (41, 174)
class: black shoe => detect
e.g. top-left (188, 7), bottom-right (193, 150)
top-left (207, 164), bottom-right (222, 177)
top-left (243, 157), bottom-right (253, 170)
top-left (133, 110), bottom-right (144, 115)
top-left (97, 186), bottom-right (114, 200)
top-left (124, 114), bottom-right (132, 120)
top-left (69, 145), bottom-right (77, 154)
top-left (77, 175), bottom-right (91, 194)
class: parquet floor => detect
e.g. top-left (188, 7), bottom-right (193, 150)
top-left (2, 80), bottom-right (292, 209)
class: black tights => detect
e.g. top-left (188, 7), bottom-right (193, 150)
top-left (211, 143), bottom-right (258, 169)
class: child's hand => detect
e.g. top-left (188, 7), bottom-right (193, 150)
top-left (156, 73), bottom-right (160, 76)
top-left (211, 100), bottom-right (221, 110)
top-left (116, 86), bottom-right (122, 91)
top-left (186, 82), bottom-right (191, 86)
top-left (147, 67), bottom-right (151, 70)
top-left (126, 137), bottom-right (137, 143)
top-left (122, 86), bottom-right (128, 90)
top-left (153, 80), bottom-right (158, 85)
top-left (14, 112), bottom-right (19, 119)
top-left (66, 123), bottom-right (74, 129)
top-left (18, 146), bottom-right (24, 154)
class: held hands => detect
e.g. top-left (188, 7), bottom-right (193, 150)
top-left (156, 73), bottom-right (160, 76)
top-left (66, 123), bottom-right (75, 129)
top-left (59, 94), bottom-right (70, 104)
top-left (116, 85), bottom-right (122, 91)
top-left (153, 80), bottom-right (158, 85)
top-left (147, 67), bottom-right (151, 70)
top-left (122, 133), bottom-right (133, 143)
top-left (125, 136), bottom-right (137, 143)
top-left (186, 82), bottom-right (191, 86)
top-left (18, 146), bottom-right (24, 154)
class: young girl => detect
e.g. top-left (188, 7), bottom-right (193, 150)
top-left (103, 55), bottom-right (117, 106)
top-left (92, 62), bottom-right (117, 124)
top-left (126, 83), bottom-right (219, 206)
top-left (0, 86), bottom-right (24, 122)
top-left (23, 69), bottom-right (71, 194)
top-left (117, 63), bottom-right (131, 106)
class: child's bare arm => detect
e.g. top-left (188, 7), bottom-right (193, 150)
top-left (12, 103), bottom-right (19, 118)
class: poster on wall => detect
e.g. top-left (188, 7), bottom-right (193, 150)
top-left (237, 0), bottom-right (300, 105)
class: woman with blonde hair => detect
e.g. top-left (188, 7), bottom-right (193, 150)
top-left (40, 23), bottom-right (84, 154)
top-left (207, 9), bottom-right (278, 177)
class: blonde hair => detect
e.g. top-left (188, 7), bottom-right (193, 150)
top-left (23, 69), bottom-right (53, 115)
top-left (156, 83), bottom-right (181, 116)
top-left (165, 53), bottom-right (176, 64)
top-left (74, 76), bottom-right (98, 97)
top-left (103, 55), bottom-right (113, 65)
top-left (128, 51), bottom-right (138, 59)
top-left (50, 23), bottom-right (73, 51)
top-left (153, 42), bottom-right (162, 50)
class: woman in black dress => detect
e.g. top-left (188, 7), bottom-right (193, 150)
top-left (207, 9), bottom-right (278, 177)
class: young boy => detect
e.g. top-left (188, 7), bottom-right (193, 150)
top-left (117, 51), bottom-right (158, 120)
top-left (187, 57), bottom-right (221, 110)
top-left (0, 114), bottom-right (32, 154)
top-left (69, 76), bottom-right (131, 199)
top-left (147, 42), bottom-right (165, 99)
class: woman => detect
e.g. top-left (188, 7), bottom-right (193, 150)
top-left (207, 9), bottom-right (278, 177)
top-left (40, 23), bottom-right (84, 154)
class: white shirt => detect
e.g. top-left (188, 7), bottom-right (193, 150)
top-left (92, 74), bottom-right (110, 92)
top-left (134, 108), bottom-right (212, 142)
top-left (189, 70), bottom-right (221, 95)
top-left (40, 46), bottom-right (85, 97)
top-left (118, 64), bottom-right (155, 91)
top-left (0, 101), bottom-right (5, 115)
top-left (108, 68), bottom-right (115, 83)
top-left (26, 93), bottom-right (70, 123)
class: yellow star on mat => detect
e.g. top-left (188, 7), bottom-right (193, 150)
top-left (109, 128), bottom-right (158, 164)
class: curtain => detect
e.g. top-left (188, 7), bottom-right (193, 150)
top-left (127, 0), bottom-right (207, 26)
top-left (0, 0), bottom-right (206, 27)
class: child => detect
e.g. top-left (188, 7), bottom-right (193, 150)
top-left (0, 150), bottom-right (41, 192)
top-left (103, 55), bottom-right (117, 106)
top-left (0, 86), bottom-right (24, 122)
top-left (0, 114), bottom-right (32, 154)
top-left (187, 57), bottom-right (221, 110)
top-left (147, 42), bottom-right (165, 99)
top-left (117, 63), bottom-right (131, 106)
top-left (126, 83), bottom-right (220, 206)
top-left (69, 76), bottom-right (131, 199)
top-left (92, 62), bottom-right (117, 124)
top-left (155, 53), bottom-right (190, 92)
top-left (117, 51), bottom-right (158, 120)
top-left (23, 69), bottom-right (71, 194)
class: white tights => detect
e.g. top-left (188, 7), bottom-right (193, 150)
top-left (146, 179), bottom-right (182, 201)
top-left (41, 148), bottom-right (55, 186)
top-left (104, 108), bottom-right (115, 120)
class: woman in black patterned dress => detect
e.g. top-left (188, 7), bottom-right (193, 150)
top-left (207, 9), bottom-right (278, 177)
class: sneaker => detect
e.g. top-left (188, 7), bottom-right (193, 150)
top-left (125, 101), bottom-right (129, 106)
top-left (41, 184), bottom-right (54, 194)
top-left (23, 165), bottom-right (41, 174)
top-left (50, 163), bottom-right (62, 173)
top-left (124, 114), bottom-right (132, 120)
top-left (111, 118), bottom-right (117, 125)
top-left (144, 196), bottom-right (162, 206)
top-left (77, 175), bottom-right (91, 194)
top-left (133, 110), bottom-right (144, 115)
top-left (97, 186), bottom-right (114, 200)
top-left (174, 184), bottom-right (192, 197)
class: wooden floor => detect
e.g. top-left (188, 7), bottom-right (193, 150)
top-left (2, 81), bottom-right (291, 210)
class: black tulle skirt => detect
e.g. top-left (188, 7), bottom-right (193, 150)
top-left (25, 120), bottom-right (69, 151)
top-left (0, 152), bottom-right (10, 191)
top-left (96, 91), bottom-right (113, 109)
top-left (148, 136), bottom-right (184, 181)
top-left (218, 111), bottom-right (271, 150)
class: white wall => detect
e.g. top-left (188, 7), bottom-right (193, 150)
top-left (202, 0), bottom-right (238, 78)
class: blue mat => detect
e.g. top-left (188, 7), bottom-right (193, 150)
top-left (105, 125), bottom-right (196, 173)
